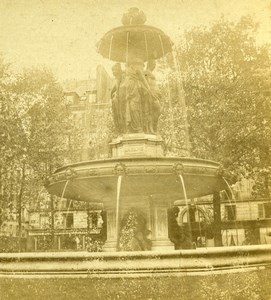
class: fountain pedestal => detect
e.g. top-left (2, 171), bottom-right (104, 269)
top-left (104, 134), bottom-right (173, 251)
top-left (103, 197), bottom-right (174, 252)
top-left (110, 133), bottom-right (165, 158)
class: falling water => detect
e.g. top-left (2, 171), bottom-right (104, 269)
top-left (58, 180), bottom-right (74, 229)
top-left (223, 177), bottom-right (239, 246)
top-left (58, 180), bottom-right (69, 214)
top-left (66, 199), bottom-right (73, 214)
top-left (195, 199), bottom-right (203, 246)
top-left (116, 175), bottom-right (122, 250)
top-left (172, 46), bottom-right (191, 156)
top-left (60, 180), bottom-right (69, 201)
top-left (179, 174), bottom-right (193, 246)
top-left (223, 177), bottom-right (235, 200)
top-left (159, 35), bottom-right (172, 105)
top-left (159, 34), bottom-right (174, 153)
top-left (63, 199), bottom-right (73, 228)
top-left (144, 32), bottom-right (149, 61)
top-left (108, 35), bottom-right (113, 60)
top-left (126, 32), bottom-right (130, 64)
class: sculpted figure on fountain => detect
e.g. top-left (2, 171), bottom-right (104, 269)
top-left (111, 56), bottom-right (161, 135)
top-left (111, 63), bottom-right (126, 134)
top-left (144, 59), bottom-right (161, 133)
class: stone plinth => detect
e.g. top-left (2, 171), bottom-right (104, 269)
top-left (110, 133), bottom-right (164, 158)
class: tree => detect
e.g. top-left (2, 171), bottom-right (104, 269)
top-left (160, 16), bottom-right (271, 197)
top-left (0, 59), bottom-right (84, 249)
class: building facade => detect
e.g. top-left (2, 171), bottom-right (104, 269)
top-left (27, 193), bottom-right (106, 251)
top-left (171, 176), bottom-right (271, 248)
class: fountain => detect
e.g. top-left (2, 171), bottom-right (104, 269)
top-left (1, 9), bottom-right (271, 299)
top-left (45, 7), bottom-right (236, 251)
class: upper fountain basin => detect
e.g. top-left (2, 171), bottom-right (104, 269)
top-left (45, 157), bottom-right (235, 205)
top-left (97, 25), bottom-right (173, 62)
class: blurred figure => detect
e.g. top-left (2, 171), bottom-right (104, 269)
top-left (111, 63), bottom-right (125, 133)
top-left (144, 59), bottom-right (161, 133)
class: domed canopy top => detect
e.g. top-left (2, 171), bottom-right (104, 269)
top-left (97, 11), bottom-right (173, 62)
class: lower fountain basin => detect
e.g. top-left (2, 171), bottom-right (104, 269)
top-left (45, 157), bottom-right (235, 205)
top-left (1, 246), bottom-right (270, 300)
top-left (0, 245), bottom-right (270, 277)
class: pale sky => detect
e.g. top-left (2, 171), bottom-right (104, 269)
top-left (0, 0), bottom-right (270, 81)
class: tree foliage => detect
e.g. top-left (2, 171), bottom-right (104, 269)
top-left (160, 16), bottom-right (271, 196)
top-left (0, 59), bottom-right (83, 229)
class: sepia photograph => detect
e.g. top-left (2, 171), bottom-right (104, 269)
top-left (0, 0), bottom-right (271, 299)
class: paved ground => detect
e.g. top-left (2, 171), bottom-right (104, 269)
top-left (0, 268), bottom-right (270, 300)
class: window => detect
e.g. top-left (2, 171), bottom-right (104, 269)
top-left (63, 213), bottom-right (74, 228)
top-left (87, 211), bottom-right (104, 229)
top-left (88, 91), bottom-right (97, 103)
top-left (258, 203), bottom-right (271, 219)
top-left (258, 204), bottom-right (264, 219)
top-left (40, 214), bottom-right (50, 229)
top-left (264, 203), bottom-right (271, 218)
top-left (225, 205), bottom-right (236, 221)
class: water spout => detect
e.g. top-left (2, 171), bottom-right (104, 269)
top-left (223, 177), bottom-right (234, 200)
top-left (195, 199), bottom-right (203, 245)
top-left (223, 177), bottom-right (239, 246)
top-left (116, 175), bottom-right (122, 250)
top-left (108, 35), bottom-right (113, 60)
top-left (126, 32), bottom-right (130, 64)
top-left (179, 174), bottom-right (193, 246)
top-left (60, 180), bottom-right (69, 201)
top-left (144, 32), bottom-right (149, 61)
top-left (58, 180), bottom-right (69, 213)
top-left (66, 200), bottom-right (73, 213)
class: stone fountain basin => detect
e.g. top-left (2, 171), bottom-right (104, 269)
top-left (45, 157), bottom-right (234, 205)
top-left (0, 245), bottom-right (270, 277)
top-left (1, 246), bottom-right (270, 299)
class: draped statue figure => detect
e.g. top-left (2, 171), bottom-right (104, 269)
top-left (144, 59), bottom-right (161, 133)
top-left (111, 63), bottom-right (126, 134)
top-left (110, 57), bottom-right (161, 135)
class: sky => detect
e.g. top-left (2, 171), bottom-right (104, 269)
top-left (0, 0), bottom-right (270, 81)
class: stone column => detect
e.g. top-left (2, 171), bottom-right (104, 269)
top-left (103, 205), bottom-right (118, 251)
top-left (151, 199), bottom-right (175, 251)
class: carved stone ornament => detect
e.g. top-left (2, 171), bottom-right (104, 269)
top-left (200, 167), bottom-right (208, 174)
top-left (88, 169), bottom-right (98, 176)
top-left (144, 166), bottom-right (157, 173)
top-left (65, 167), bottom-right (77, 179)
top-left (173, 162), bottom-right (185, 175)
top-left (113, 163), bottom-right (127, 175)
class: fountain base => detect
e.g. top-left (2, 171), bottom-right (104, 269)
top-left (110, 133), bottom-right (165, 158)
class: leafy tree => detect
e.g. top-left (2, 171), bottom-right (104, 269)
top-left (0, 59), bottom-right (84, 248)
top-left (160, 16), bottom-right (271, 197)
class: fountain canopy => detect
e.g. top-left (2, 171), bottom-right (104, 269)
top-left (97, 7), bottom-right (173, 62)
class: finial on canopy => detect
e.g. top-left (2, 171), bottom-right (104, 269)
top-left (121, 7), bottom-right (147, 25)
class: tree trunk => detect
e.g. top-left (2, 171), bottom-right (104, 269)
top-left (213, 192), bottom-right (222, 246)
